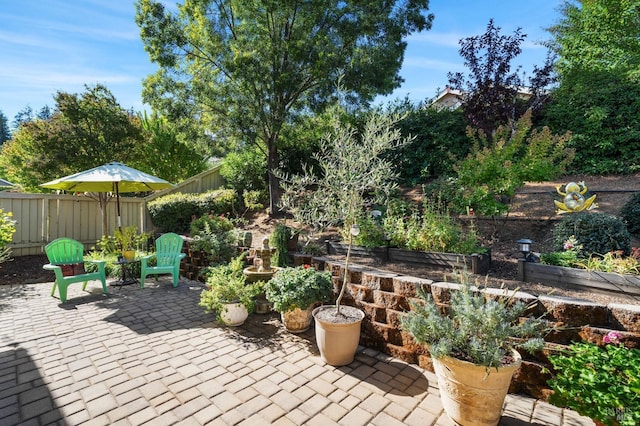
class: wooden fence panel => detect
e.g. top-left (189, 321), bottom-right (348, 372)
top-left (1, 165), bottom-right (225, 257)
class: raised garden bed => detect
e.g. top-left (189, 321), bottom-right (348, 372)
top-left (325, 240), bottom-right (492, 275)
top-left (518, 259), bottom-right (640, 297)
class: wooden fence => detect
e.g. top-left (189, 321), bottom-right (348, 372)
top-left (0, 164), bottom-right (224, 257)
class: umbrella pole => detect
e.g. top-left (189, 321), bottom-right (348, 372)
top-left (116, 182), bottom-right (122, 230)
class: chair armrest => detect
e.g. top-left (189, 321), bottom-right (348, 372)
top-left (177, 253), bottom-right (186, 260)
top-left (140, 253), bottom-right (156, 267)
top-left (85, 259), bottom-right (106, 267)
top-left (43, 263), bottom-right (60, 271)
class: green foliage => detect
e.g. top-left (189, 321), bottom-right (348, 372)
top-left (383, 99), bottom-right (470, 185)
top-left (0, 209), bottom-right (17, 264)
top-left (198, 254), bottom-right (263, 321)
top-left (620, 192), bottom-right (640, 236)
top-left (220, 147), bottom-right (268, 196)
top-left (542, 68), bottom-right (640, 175)
top-left (0, 110), bottom-right (10, 144)
top-left (540, 235), bottom-right (582, 268)
top-left (279, 109), bottom-right (411, 233)
top-left (548, 340), bottom-right (640, 426)
top-left (138, 112), bottom-right (208, 183)
top-left (114, 225), bottom-right (149, 252)
top-left (430, 110), bottom-right (573, 216)
top-left (189, 214), bottom-right (236, 265)
top-left (148, 189), bottom-right (239, 233)
top-left (401, 270), bottom-right (548, 369)
top-left (552, 212), bottom-right (631, 257)
top-left (136, 0), bottom-right (433, 213)
top-left (269, 224), bottom-right (294, 267)
top-left (265, 265), bottom-right (333, 312)
top-left (548, 0), bottom-right (640, 77)
top-left (383, 200), bottom-right (483, 255)
top-left (342, 213), bottom-right (388, 249)
top-left (0, 84), bottom-right (144, 192)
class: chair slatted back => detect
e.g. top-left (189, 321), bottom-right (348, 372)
top-left (155, 233), bottom-right (184, 267)
top-left (45, 238), bottom-right (85, 265)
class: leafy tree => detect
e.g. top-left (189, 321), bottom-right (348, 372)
top-left (138, 112), bottom-right (208, 183)
top-left (135, 0), bottom-right (434, 215)
top-left (448, 19), bottom-right (556, 138)
top-left (542, 0), bottom-right (640, 174)
top-left (547, 0), bottom-right (640, 77)
top-left (0, 84), bottom-right (144, 191)
top-left (0, 111), bottom-right (10, 145)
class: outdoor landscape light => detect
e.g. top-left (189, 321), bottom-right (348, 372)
top-left (350, 223), bottom-right (360, 237)
top-left (517, 238), bottom-right (533, 261)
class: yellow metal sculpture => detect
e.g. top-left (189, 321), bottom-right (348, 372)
top-left (554, 181), bottom-right (598, 214)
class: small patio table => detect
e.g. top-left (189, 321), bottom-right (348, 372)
top-left (110, 257), bottom-right (140, 286)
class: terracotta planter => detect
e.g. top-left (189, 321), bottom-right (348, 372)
top-left (312, 305), bottom-right (364, 366)
top-left (432, 350), bottom-right (522, 426)
top-left (219, 303), bottom-right (249, 326)
top-left (281, 306), bottom-right (314, 333)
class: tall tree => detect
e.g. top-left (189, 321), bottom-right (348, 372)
top-left (548, 0), bottom-right (640, 77)
top-left (136, 0), bottom-right (433, 215)
top-left (0, 111), bottom-right (10, 145)
top-left (0, 84), bottom-right (144, 191)
top-left (543, 0), bottom-right (640, 175)
top-left (448, 19), bottom-right (555, 139)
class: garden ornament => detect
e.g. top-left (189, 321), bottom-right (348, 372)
top-left (554, 181), bottom-right (598, 214)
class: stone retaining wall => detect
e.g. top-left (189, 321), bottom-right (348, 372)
top-left (298, 255), bottom-right (640, 400)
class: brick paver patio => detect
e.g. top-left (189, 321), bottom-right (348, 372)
top-left (0, 277), bottom-right (595, 425)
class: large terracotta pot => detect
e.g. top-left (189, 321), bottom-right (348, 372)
top-left (281, 306), bottom-right (314, 333)
top-left (219, 303), bottom-right (249, 326)
top-left (312, 305), bottom-right (364, 366)
top-left (432, 350), bottom-right (522, 426)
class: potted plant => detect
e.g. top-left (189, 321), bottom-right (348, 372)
top-left (115, 225), bottom-right (140, 261)
top-left (199, 254), bottom-right (263, 326)
top-left (265, 265), bottom-right (333, 333)
top-left (401, 271), bottom-right (549, 426)
top-left (547, 331), bottom-right (640, 426)
top-left (278, 108), bottom-right (410, 365)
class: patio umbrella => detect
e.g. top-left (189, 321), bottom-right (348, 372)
top-left (40, 162), bottom-right (173, 233)
top-left (0, 178), bottom-right (16, 189)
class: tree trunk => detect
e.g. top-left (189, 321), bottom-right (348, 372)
top-left (267, 138), bottom-right (281, 216)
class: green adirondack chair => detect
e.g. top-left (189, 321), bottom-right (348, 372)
top-left (140, 232), bottom-right (186, 288)
top-left (43, 238), bottom-right (107, 303)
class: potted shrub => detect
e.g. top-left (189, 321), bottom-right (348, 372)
top-left (401, 271), bottom-right (549, 426)
top-left (547, 331), bottom-right (640, 426)
top-left (115, 225), bottom-right (139, 261)
top-left (278, 108), bottom-right (410, 365)
top-left (199, 255), bottom-right (263, 326)
top-left (265, 265), bottom-right (333, 333)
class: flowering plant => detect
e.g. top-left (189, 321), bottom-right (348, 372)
top-left (541, 235), bottom-right (582, 267)
top-left (547, 332), bottom-right (640, 426)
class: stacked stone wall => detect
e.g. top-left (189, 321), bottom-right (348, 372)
top-left (302, 255), bottom-right (640, 400)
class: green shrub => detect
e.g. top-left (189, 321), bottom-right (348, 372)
top-left (341, 213), bottom-right (388, 248)
top-left (552, 212), bottom-right (631, 257)
top-left (220, 147), bottom-right (267, 195)
top-left (0, 209), bottom-right (16, 264)
top-left (383, 201), bottom-right (484, 255)
top-left (270, 224), bottom-right (294, 267)
top-left (148, 189), bottom-right (239, 233)
top-left (620, 192), bottom-right (640, 237)
top-left (548, 335), bottom-right (640, 426)
top-left (189, 214), bottom-right (236, 265)
top-left (265, 265), bottom-right (333, 312)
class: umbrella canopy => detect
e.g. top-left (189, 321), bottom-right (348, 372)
top-left (0, 178), bottom-right (16, 189)
top-left (40, 162), bottom-right (173, 232)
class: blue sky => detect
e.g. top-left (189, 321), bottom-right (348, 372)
top-left (1, 0), bottom-right (562, 125)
